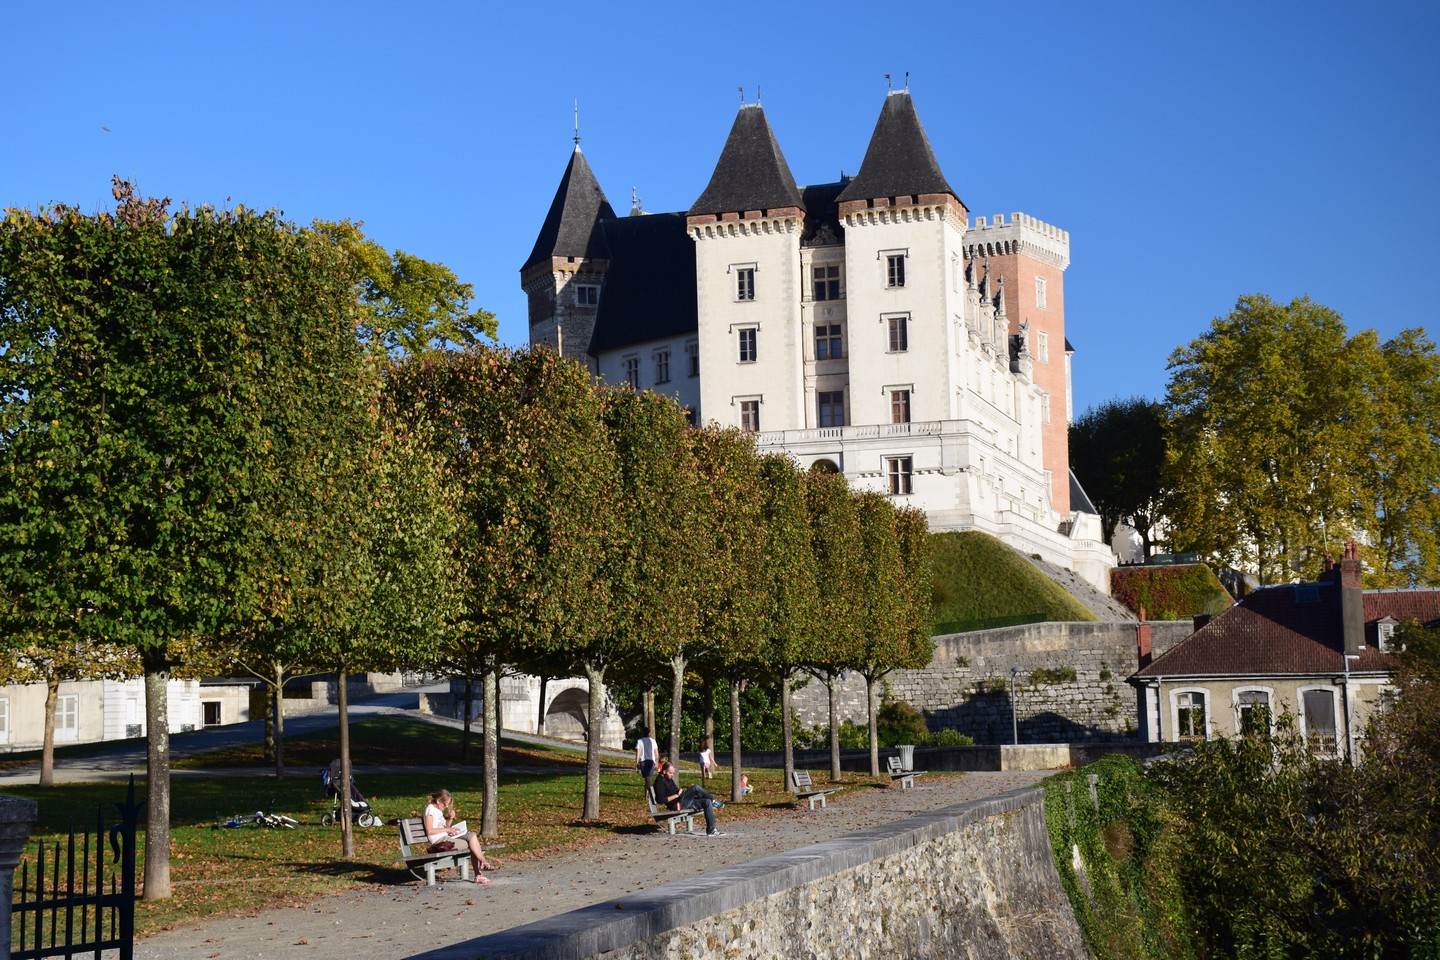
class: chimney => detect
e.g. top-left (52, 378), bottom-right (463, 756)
top-left (1340, 540), bottom-right (1364, 656)
top-left (1136, 607), bottom-right (1152, 668)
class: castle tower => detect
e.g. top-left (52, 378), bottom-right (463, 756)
top-left (834, 90), bottom-right (969, 431)
top-left (963, 213), bottom-right (1071, 511)
top-left (521, 145), bottom-right (616, 362)
top-left (687, 103), bottom-right (807, 432)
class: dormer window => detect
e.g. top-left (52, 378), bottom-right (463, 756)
top-left (1376, 616), bottom-right (1402, 653)
top-left (575, 284), bottom-right (599, 306)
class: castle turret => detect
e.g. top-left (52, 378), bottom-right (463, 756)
top-left (687, 103), bottom-right (806, 433)
top-left (521, 145), bottom-right (616, 359)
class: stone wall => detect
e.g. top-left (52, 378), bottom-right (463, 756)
top-left (404, 788), bottom-right (1086, 960)
top-left (792, 620), bottom-right (1192, 744)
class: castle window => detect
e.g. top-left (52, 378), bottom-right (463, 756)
top-left (885, 456), bottom-right (913, 496)
top-left (1042, 395), bottom-right (1052, 424)
top-left (735, 267), bottom-right (756, 301)
top-left (738, 399), bottom-right (761, 433)
top-left (817, 390), bottom-right (845, 428)
top-left (575, 284), bottom-right (599, 306)
top-left (56, 693), bottom-right (79, 741)
top-left (886, 254), bottom-right (906, 288)
top-left (0, 697), bottom-right (8, 742)
top-left (890, 388), bottom-right (911, 424)
top-left (655, 350), bottom-right (671, 385)
top-left (812, 264), bottom-right (841, 301)
top-left (686, 342), bottom-right (699, 378)
top-left (886, 315), bottom-right (909, 353)
top-left (1035, 277), bottom-right (1047, 310)
top-left (624, 356), bottom-right (639, 389)
top-left (815, 323), bottom-right (843, 361)
top-left (1037, 331), bottom-right (1049, 362)
top-left (737, 328), bottom-right (758, 363)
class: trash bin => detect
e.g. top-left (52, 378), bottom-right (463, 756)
top-left (897, 745), bottom-right (915, 771)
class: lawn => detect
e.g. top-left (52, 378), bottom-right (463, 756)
top-left (8, 717), bottom-right (886, 939)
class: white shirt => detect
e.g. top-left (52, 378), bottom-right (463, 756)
top-left (636, 736), bottom-right (658, 762)
top-left (423, 802), bottom-right (452, 844)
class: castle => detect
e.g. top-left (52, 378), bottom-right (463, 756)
top-left (522, 90), bottom-right (1112, 590)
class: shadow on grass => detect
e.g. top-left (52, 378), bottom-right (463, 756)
top-left (287, 859), bottom-right (407, 885)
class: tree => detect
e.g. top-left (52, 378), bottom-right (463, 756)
top-left (804, 470), bottom-right (867, 781)
top-left (313, 219), bottom-right (497, 356)
top-left (0, 180), bottom-right (366, 897)
top-left (1165, 295), bottom-right (1378, 584)
top-left (1069, 397), bottom-right (1168, 555)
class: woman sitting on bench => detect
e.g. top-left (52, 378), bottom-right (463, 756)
top-left (424, 789), bottom-right (496, 883)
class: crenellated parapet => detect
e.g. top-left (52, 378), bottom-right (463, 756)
top-left (687, 210), bottom-right (803, 241)
top-left (964, 212), bottom-right (1070, 270)
top-left (839, 195), bottom-right (967, 231)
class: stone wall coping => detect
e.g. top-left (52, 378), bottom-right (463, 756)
top-left (403, 787), bottom-right (1046, 960)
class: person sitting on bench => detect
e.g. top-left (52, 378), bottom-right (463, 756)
top-left (424, 789), bottom-right (495, 883)
top-left (652, 761), bottom-right (723, 835)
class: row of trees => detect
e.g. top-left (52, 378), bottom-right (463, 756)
top-left (1072, 294), bottom-right (1440, 587)
top-left (0, 182), bottom-right (933, 898)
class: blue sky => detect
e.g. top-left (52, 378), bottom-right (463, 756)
top-left (5, 1), bottom-right (1437, 415)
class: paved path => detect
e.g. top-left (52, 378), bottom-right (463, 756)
top-left (130, 771), bottom-right (1048, 960)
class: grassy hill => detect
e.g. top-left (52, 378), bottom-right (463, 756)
top-left (1110, 562), bottom-right (1233, 620)
top-left (930, 530), bottom-right (1097, 634)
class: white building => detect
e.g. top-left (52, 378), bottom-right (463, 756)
top-left (522, 91), bottom-right (1112, 591)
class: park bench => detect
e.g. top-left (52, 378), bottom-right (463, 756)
top-left (791, 770), bottom-right (842, 810)
top-left (888, 754), bottom-right (927, 790)
top-left (646, 784), bottom-right (700, 834)
top-left (397, 817), bottom-right (471, 885)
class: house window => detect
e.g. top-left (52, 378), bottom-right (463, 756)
top-left (575, 284), bottom-right (599, 306)
top-left (735, 267), bottom-right (756, 301)
top-left (817, 390), bottom-right (845, 428)
top-left (1377, 618), bottom-right (1401, 653)
top-left (815, 323), bottom-right (843, 360)
top-left (1175, 690), bottom-right (1207, 740)
top-left (655, 350), bottom-right (671, 385)
top-left (623, 356), bottom-right (639, 389)
top-left (686, 342), bottom-right (699, 378)
top-left (202, 701), bottom-right (222, 727)
top-left (887, 315), bottom-right (909, 353)
top-left (1235, 690), bottom-right (1271, 737)
top-left (0, 697), bottom-right (8, 743)
top-left (1302, 688), bottom-right (1338, 755)
top-left (885, 456), bottom-right (913, 496)
top-left (890, 389), bottom-right (911, 424)
top-left (1037, 331), bottom-right (1049, 362)
top-left (1035, 277), bottom-right (1047, 309)
top-left (737, 328), bottom-right (757, 363)
top-left (739, 399), bottom-right (760, 433)
top-left (812, 264), bottom-right (841, 301)
top-left (886, 254), bottom-right (906, 288)
top-left (56, 693), bottom-right (79, 742)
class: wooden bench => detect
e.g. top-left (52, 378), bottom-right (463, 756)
top-left (888, 755), bottom-right (927, 790)
top-left (791, 770), bottom-right (842, 810)
top-left (397, 817), bottom-right (471, 885)
top-left (646, 784), bottom-right (700, 834)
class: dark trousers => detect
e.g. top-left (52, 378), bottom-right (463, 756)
top-left (680, 785), bottom-right (717, 832)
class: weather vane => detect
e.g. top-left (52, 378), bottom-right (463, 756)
top-left (573, 100), bottom-right (580, 146)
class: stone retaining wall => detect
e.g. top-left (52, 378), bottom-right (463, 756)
top-left (404, 789), bottom-right (1085, 960)
top-left (792, 620), bottom-right (1191, 743)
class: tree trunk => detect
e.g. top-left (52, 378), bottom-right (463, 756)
top-left (702, 682), bottom-right (715, 752)
top-left (644, 686), bottom-right (656, 739)
top-left (728, 677), bottom-right (742, 803)
top-left (142, 652), bottom-right (172, 899)
top-left (262, 681), bottom-right (275, 766)
top-left (781, 671), bottom-right (795, 794)
top-left (866, 673), bottom-right (880, 776)
top-left (481, 667), bottom-right (499, 837)
top-left (461, 674), bottom-right (474, 762)
top-left (338, 669), bottom-right (354, 859)
top-left (668, 654), bottom-right (686, 763)
top-left (826, 672), bottom-right (841, 783)
top-left (39, 673), bottom-right (58, 788)
top-left (272, 662), bottom-right (286, 779)
top-left (492, 669), bottom-right (504, 779)
top-left (536, 675), bottom-right (548, 736)
top-left (582, 662), bottom-right (606, 820)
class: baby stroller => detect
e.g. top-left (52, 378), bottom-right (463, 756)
top-left (321, 759), bottom-right (380, 827)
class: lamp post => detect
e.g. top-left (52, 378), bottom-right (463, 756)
top-left (1010, 667), bottom-right (1022, 745)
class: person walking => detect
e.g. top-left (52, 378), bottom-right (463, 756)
top-left (635, 733), bottom-right (659, 781)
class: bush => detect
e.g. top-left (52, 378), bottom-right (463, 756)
top-left (877, 699), bottom-right (927, 745)
top-left (919, 729), bottom-right (973, 747)
top-left (1110, 563), bottom-right (1232, 620)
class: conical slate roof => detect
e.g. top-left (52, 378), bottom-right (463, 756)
top-left (522, 147), bottom-right (616, 271)
top-left (688, 104), bottom-right (805, 217)
top-left (836, 91), bottom-right (957, 204)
